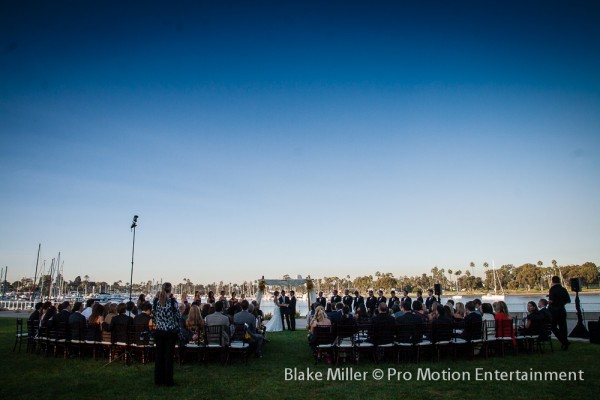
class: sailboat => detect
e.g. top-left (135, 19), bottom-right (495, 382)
top-left (482, 260), bottom-right (505, 301)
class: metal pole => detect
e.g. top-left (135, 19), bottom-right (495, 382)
top-left (33, 244), bottom-right (41, 302)
top-left (129, 215), bottom-right (138, 302)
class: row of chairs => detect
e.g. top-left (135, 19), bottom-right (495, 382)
top-left (310, 318), bottom-right (553, 364)
top-left (180, 324), bottom-right (252, 365)
top-left (17, 319), bottom-right (155, 364)
top-left (15, 318), bottom-right (254, 365)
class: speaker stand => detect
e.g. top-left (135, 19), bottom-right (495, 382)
top-left (569, 292), bottom-right (589, 339)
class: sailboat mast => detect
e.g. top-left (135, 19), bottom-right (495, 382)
top-left (492, 260), bottom-right (497, 295)
top-left (33, 244), bottom-right (41, 299)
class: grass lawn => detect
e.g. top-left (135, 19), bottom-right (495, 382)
top-left (1, 317), bottom-right (598, 400)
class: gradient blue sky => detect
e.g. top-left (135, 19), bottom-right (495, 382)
top-left (1, 1), bottom-right (599, 286)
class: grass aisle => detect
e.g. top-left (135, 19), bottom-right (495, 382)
top-left (1, 318), bottom-right (598, 400)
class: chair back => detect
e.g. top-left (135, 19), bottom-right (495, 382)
top-left (27, 319), bottom-right (39, 337)
top-left (371, 323), bottom-right (395, 345)
top-left (431, 321), bottom-right (453, 343)
top-left (205, 325), bottom-right (224, 346)
top-left (312, 325), bottom-right (335, 346)
top-left (231, 323), bottom-right (247, 342)
top-left (463, 318), bottom-right (483, 341)
top-left (496, 318), bottom-right (514, 339)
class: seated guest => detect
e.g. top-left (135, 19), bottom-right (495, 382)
top-left (106, 303), bottom-right (130, 343)
top-left (537, 298), bottom-right (552, 325)
top-left (328, 303), bottom-right (344, 324)
top-left (134, 302), bottom-right (153, 330)
top-left (233, 300), bottom-right (263, 356)
top-left (185, 304), bottom-right (205, 343)
top-left (445, 299), bottom-right (455, 313)
top-left (251, 301), bottom-right (263, 319)
top-left (453, 302), bottom-right (466, 329)
top-left (125, 301), bottom-right (136, 318)
top-left (412, 300), bottom-right (428, 323)
top-left (494, 301), bottom-right (514, 340)
top-left (429, 302), bottom-right (442, 322)
top-left (82, 299), bottom-right (94, 320)
top-left (54, 301), bottom-right (72, 325)
top-left (460, 301), bottom-right (483, 340)
top-left (86, 303), bottom-right (105, 341)
top-left (69, 302), bottom-right (87, 340)
top-left (205, 300), bottom-right (230, 345)
top-left (430, 304), bottom-right (453, 342)
top-left (473, 298), bottom-right (482, 315)
top-left (369, 303), bottom-right (396, 345)
top-left (200, 303), bottom-right (211, 319)
top-left (521, 301), bottom-right (544, 335)
top-left (103, 303), bottom-right (118, 343)
top-left (309, 306), bottom-right (331, 333)
top-left (397, 301), bottom-right (421, 326)
top-left (325, 303), bottom-right (333, 314)
top-left (392, 303), bottom-right (404, 320)
top-left (136, 294), bottom-right (146, 315)
top-left (28, 302), bottom-right (43, 336)
top-left (453, 302), bottom-right (465, 320)
top-left (29, 302), bottom-right (43, 322)
top-left (354, 303), bottom-right (370, 324)
top-left (337, 306), bottom-right (356, 327)
top-left (481, 303), bottom-right (496, 340)
top-left (41, 305), bottom-right (57, 328)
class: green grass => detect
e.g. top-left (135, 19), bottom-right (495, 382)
top-left (1, 317), bottom-right (599, 400)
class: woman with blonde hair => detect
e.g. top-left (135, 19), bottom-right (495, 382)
top-left (185, 305), bottom-right (205, 343)
top-left (309, 305), bottom-right (331, 334)
top-left (153, 282), bottom-right (181, 386)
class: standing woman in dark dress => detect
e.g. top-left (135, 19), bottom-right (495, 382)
top-left (153, 282), bottom-right (181, 386)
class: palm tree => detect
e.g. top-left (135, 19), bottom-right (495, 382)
top-left (483, 262), bottom-right (489, 290)
top-left (537, 260), bottom-right (544, 290)
top-left (470, 261), bottom-right (475, 278)
top-left (455, 270), bottom-right (462, 292)
top-left (447, 269), bottom-right (453, 290)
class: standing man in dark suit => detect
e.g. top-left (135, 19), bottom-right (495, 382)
top-left (316, 291), bottom-right (327, 308)
top-left (425, 289), bottom-right (436, 312)
top-left (288, 291), bottom-right (297, 331)
top-left (330, 289), bottom-right (342, 307)
top-left (365, 290), bottom-right (377, 315)
top-left (376, 290), bottom-right (387, 308)
top-left (352, 290), bottom-right (364, 312)
top-left (387, 290), bottom-right (399, 309)
top-left (548, 276), bottom-right (571, 350)
top-left (416, 290), bottom-right (424, 304)
top-left (342, 289), bottom-right (353, 309)
top-left (279, 290), bottom-right (291, 331)
top-left (400, 290), bottom-right (412, 309)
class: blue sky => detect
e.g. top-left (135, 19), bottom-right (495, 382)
top-left (1, 1), bottom-right (599, 286)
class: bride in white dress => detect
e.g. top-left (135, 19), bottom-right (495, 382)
top-left (265, 290), bottom-right (284, 332)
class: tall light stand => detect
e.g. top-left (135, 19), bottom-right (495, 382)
top-left (129, 215), bottom-right (138, 302)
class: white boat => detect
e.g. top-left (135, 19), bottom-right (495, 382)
top-left (482, 294), bottom-right (505, 302)
top-left (452, 295), bottom-right (463, 300)
top-left (482, 260), bottom-right (505, 302)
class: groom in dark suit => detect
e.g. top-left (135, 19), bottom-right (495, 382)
top-left (289, 291), bottom-right (297, 331)
top-left (279, 290), bottom-right (291, 330)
